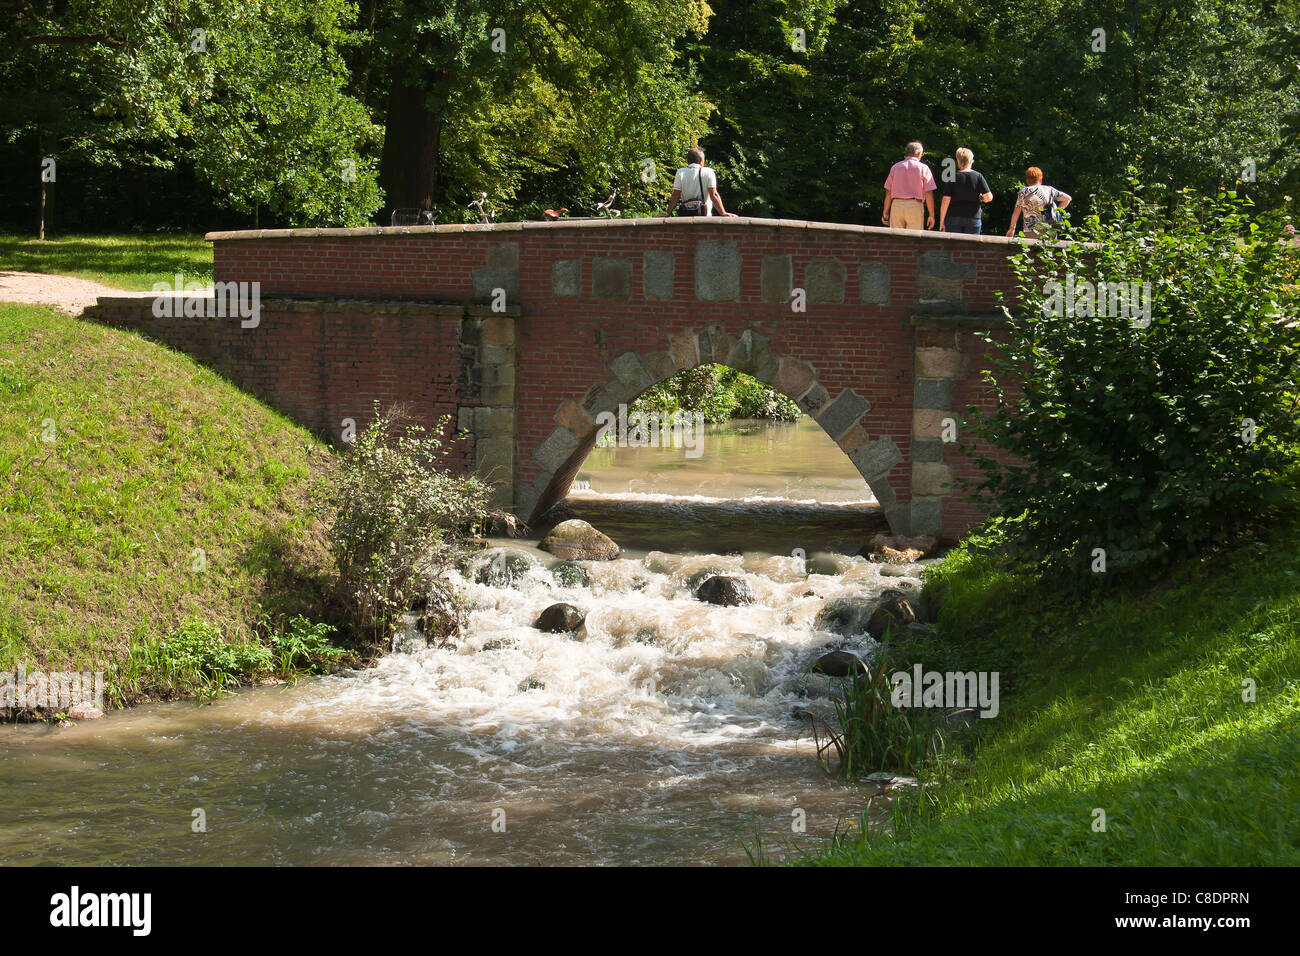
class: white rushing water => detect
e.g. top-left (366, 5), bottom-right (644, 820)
top-left (0, 542), bottom-right (922, 866)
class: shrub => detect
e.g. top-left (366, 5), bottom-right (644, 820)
top-left (272, 616), bottom-right (346, 676)
top-left (320, 405), bottom-right (489, 642)
top-left (969, 176), bottom-right (1300, 580)
top-left (158, 618), bottom-right (272, 691)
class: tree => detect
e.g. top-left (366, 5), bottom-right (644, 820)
top-left (354, 0), bottom-right (712, 221)
top-left (0, 0), bottom-right (382, 232)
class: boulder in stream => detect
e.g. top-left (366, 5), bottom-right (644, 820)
top-left (474, 548), bottom-right (539, 587)
top-left (550, 561), bottom-right (590, 588)
top-left (535, 602), bottom-right (586, 633)
top-left (696, 574), bottom-right (752, 606)
top-left (860, 533), bottom-right (937, 564)
top-left (815, 596), bottom-right (875, 636)
top-left (811, 650), bottom-right (867, 678)
top-left (867, 590), bottom-right (917, 639)
top-left (539, 519), bottom-right (619, 561)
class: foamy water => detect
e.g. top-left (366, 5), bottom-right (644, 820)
top-left (0, 546), bottom-right (921, 865)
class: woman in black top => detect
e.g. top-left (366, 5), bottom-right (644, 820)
top-left (939, 148), bottom-right (993, 235)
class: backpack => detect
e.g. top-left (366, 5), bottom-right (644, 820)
top-left (676, 166), bottom-right (707, 217)
top-left (1034, 185), bottom-right (1062, 225)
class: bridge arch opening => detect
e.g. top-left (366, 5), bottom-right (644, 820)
top-left (518, 326), bottom-right (907, 534)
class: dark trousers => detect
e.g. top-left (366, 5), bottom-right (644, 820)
top-left (944, 216), bottom-right (981, 235)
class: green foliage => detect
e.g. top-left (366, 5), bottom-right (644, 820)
top-left (631, 363), bottom-right (799, 423)
top-left (272, 616), bottom-right (346, 676)
top-left (321, 405), bottom-right (489, 641)
top-left (968, 179), bottom-right (1300, 580)
top-left (2, 0), bottom-right (383, 230)
top-left (156, 618), bottom-right (272, 692)
top-left (366, 0), bottom-right (712, 219)
top-left (811, 652), bottom-right (947, 778)
top-left (695, 0), bottom-right (1300, 226)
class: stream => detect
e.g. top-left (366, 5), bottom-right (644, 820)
top-left (0, 419), bottom-right (920, 865)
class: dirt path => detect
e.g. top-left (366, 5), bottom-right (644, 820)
top-left (0, 270), bottom-right (154, 316)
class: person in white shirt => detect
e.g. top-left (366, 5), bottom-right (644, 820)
top-left (663, 147), bottom-right (737, 217)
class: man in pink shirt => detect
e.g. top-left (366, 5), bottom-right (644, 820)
top-left (882, 142), bottom-right (937, 231)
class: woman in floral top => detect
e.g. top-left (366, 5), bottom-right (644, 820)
top-left (1006, 166), bottom-right (1072, 239)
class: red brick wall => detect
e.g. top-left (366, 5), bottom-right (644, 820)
top-left (86, 298), bottom-right (476, 472)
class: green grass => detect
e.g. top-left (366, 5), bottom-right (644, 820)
top-left (799, 522), bottom-right (1300, 866)
top-left (0, 301), bottom-right (344, 710)
top-left (0, 233), bottom-right (213, 291)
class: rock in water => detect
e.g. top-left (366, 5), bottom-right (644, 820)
top-left (815, 596), bottom-right (875, 636)
top-left (812, 650), bottom-right (866, 677)
top-left (67, 703), bottom-right (104, 720)
top-left (539, 519), bottom-right (619, 561)
top-left (868, 590), bottom-right (917, 639)
top-left (860, 533), bottom-right (937, 563)
top-left (695, 574), bottom-right (752, 606)
top-left (550, 561), bottom-right (590, 588)
top-left (535, 602), bottom-right (586, 633)
top-left (474, 549), bottom-right (538, 587)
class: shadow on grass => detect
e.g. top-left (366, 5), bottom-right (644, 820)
top-left (0, 234), bottom-right (213, 289)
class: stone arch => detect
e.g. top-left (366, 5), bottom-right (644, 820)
top-left (517, 323), bottom-right (907, 531)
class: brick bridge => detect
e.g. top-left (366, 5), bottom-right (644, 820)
top-left (88, 218), bottom-right (1021, 541)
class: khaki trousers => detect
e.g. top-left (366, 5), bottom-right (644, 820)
top-left (889, 198), bottom-right (925, 230)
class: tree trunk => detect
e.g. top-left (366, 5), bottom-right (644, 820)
top-left (379, 81), bottom-right (443, 213)
top-left (37, 129), bottom-right (46, 240)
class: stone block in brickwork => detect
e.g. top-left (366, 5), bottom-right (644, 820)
top-left (913, 408), bottom-right (953, 440)
top-left (918, 251), bottom-right (977, 279)
top-left (806, 258), bottom-right (846, 304)
top-left (797, 383), bottom-right (831, 417)
top-left (551, 259), bottom-right (581, 297)
top-left (918, 275), bottom-right (964, 305)
top-left (773, 357), bottom-right (816, 400)
top-left (914, 378), bottom-right (955, 409)
top-left (592, 257), bottom-right (632, 301)
top-left (910, 497), bottom-right (944, 536)
top-left (669, 329), bottom-right (699, 370)
top-left (859, 263), bottom-right (891, 304)
top-left (534, 427), bottom-right (582, 473)
top-left (816, 388), bottom-right (871, 441)
top-left (849, 436), bottom-right (903, 477)
top-left (555, 399), bottom-right (595, 435)
top-left (474, 406), bottom-right (514, 437)
top-left (608, 351), bottom-right (653, 395)
top-left (642, 350), bottom-right (678, 384)
top-left (695, 240), bottom-right (741, 302)
top-left (912, 462), bottom-right (954, 497)
top-left (912, 439), bottom-right (944, 462)
top-left (643, 251), bottom-right (675, 301)
top-left (723, 328), bottom-right (773, 378)
top-left (915, 348), bottom-right (963, 379)
top-left (762, 255), bottom-right (792, 303)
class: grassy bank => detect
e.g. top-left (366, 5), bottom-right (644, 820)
top-left (799, 520), bottom-right (1300, 865)
top-left (0, 233), bottom-right (212, 290)
top-left (0, 302), bottom-right (346, 712)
